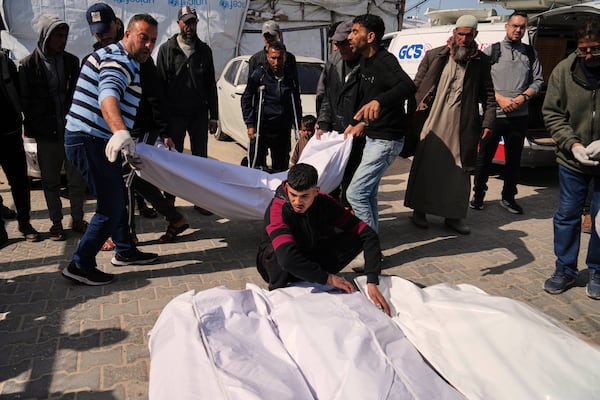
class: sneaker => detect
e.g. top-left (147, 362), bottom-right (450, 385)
top-left (410, 211), bottom-right (428, 228)
top-left (71, 220), bottom-right (89, 233)
top-left (444, 218), bottom-right (471, 234)
top-left (62, 261), bottom-right (114, 286)
top-left (111, 248), bottom-right (158, 266)
top-left (500, 199), bottom-right (524, 215)
top-left (469, 197), bottom-right (484, 210)
top-left (49, 221), bottom-right (65, 241)
top-left (19, 223), bottom-right (41, 242)
top-left (587, 270), bottom-right (600, 300)
top-left (1, 205), bottom-right (17, 219)
top-left (544, 269), bottom-right (576, 294)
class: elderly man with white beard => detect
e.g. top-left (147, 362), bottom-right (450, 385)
top-left (404, 15), bottom-right (495, 235)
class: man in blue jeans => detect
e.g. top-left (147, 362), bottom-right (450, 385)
top-left (542, 19), bottom-right (600, 299)
top-left (62, 14), bottom-right (159, 285)
top-left (344, 14), bottom-right (415, 232)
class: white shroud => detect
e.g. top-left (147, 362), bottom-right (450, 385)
top-left (134, 131), bottom-right (352, 220)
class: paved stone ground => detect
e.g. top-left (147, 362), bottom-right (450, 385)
top-left (1, 136), bottom-right (598, 399)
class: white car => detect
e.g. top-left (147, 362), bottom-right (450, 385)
top-left (215, 54), bottom-right (324, 147)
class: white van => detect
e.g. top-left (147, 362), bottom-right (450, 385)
top-left (382, 8), bottom-right (557, 167)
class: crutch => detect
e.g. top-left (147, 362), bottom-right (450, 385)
top-left (248, 84), bottom-right (266, 168)
top-left (290, 85), bottom-right (300, 142)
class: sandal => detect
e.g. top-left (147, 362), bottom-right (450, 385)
top-left (101, 237), bottom-right (116, 251)
top-left (158, 219), bottom-right (189, 244)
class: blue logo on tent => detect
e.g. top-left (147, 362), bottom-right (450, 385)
top-left (167, 0), bottom-right (207, 6)
top-left (219, 0), bottom-right (246, 9)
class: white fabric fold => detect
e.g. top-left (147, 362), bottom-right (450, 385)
top-left (355, 275), bottom-right (600, 400)
top-left (134, 131), bottom-right (352, 220)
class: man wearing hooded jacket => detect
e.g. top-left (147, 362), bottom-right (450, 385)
top-left (19, 15), bottom-right (88, 241)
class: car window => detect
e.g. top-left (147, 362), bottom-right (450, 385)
top-left (380, 37), bottom-right (393, 51)
top-left (224, 60), bottom-right (240, 85)
top-left (236, 61), bottom-right (249, 86)
top-left (297, 63), bottom-right (323, 94)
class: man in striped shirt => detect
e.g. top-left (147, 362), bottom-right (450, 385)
top-left (62, 14), bottom-right (159, 286)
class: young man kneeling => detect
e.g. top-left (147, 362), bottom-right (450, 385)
top-left (256, 163), bottom-right (390, 314)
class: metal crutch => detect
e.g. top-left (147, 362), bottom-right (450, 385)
top-left (248, 84), bottom-right (266, 168)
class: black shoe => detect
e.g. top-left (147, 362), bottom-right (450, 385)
top-left (111, 248), bottom-right (158, 266)
top-left (544, 269), bottom-right (576, 294)
top-left (194, 205), bottom-right (213, 216)
top-left (0, 227), bottom-right (8, 247)
top-left (62, 261), bottom-right (114, 285)
top-left (469, 197), bottom-right (484, 210)
top-left (1, 205), bottom-right (17, 219)
top-left (500, 199), bottom-right (523, 215)
top-left (586, 270), bottom-right (600, 300)
top-left (19, 223), bottom-right (41, 242)
top-left (139, 203), bottom-right (158, 219)
top-left (445, 218), bottom-right (471, 234)
top-left (410, 211), bottom-right (428, 228)
top-left (49, 221), bottom-right (66, 241)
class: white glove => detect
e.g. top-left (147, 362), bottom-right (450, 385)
top-left (572, 145), bottom-right (599, 167)
top-left (585, 140), bottom-right (600, 160)
top-left (105, 130), bottom-right (135, 163)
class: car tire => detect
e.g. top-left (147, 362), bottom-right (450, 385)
top-left (214, 127), bottom-right (232, 142)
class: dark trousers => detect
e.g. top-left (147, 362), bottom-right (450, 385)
top-left (257, 231), bottom-right (363, 290)
top-left (169, 112), bottom-right (208, 157)
top-left (473, 116), bottom-right (528, 200)
top-left (0, 132), bottom-right (32, 226)
top-left (249, 130), bottom-right (291, 173)
top-left (132, 176), bottom-right (182, 224)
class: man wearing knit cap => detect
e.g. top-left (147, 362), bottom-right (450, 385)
top-left (19, 15), bottom-right (88, 241)
top-left (405, 14), bottom-right (495, 235)
top-left (248, 20), bottom-right (298, 85)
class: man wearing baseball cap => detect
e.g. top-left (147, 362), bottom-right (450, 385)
top-left (156, 6), bottom-right (219, 215)
top-left (248, 20), bottom-right (298, 84)
top-left (86, 2), bottom-right (118, 48)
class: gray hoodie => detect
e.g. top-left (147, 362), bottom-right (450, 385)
top-left (35, 14), bottom-right (69, 135)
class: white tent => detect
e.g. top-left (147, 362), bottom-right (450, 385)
top-left (0, 0), bottom-right (405, 76)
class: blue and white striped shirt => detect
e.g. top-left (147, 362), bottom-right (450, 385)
top-left (66, 42), bottom-right (141, 139)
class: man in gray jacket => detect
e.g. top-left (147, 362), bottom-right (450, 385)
top-left (471, 11), bottom-right (543, 215)
top-left (542, 19), bottom-right (600, 299)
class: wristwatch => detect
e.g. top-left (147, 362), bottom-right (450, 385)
top-left (520, 93), bottom-right (530, 101)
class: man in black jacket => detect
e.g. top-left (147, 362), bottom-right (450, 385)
top-left (156, 6), bottom-right (218, 157)
top-left (316, 20), bottom-right (363, 208)
top-left (257, 163), bottom-right (390, 315)
top-left (241, 41), bottom-right (301, 172)
top-left (0, 40), bottom-right (40, 243)
top-left (19, 15), bottom-right (88, 241)
top-left (344, 14), bottom-right (416, 232)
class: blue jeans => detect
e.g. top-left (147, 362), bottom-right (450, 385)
top-left (554, 165), bottom-right (600, 277)
top-left (65, 131), bottom-right (134, 271)
top-left (346, 137), bottom-right (404, 232)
